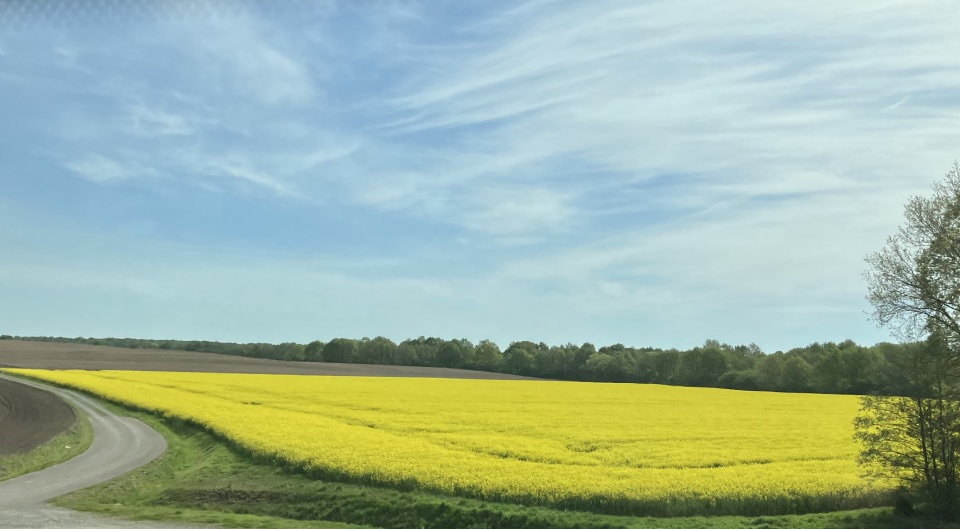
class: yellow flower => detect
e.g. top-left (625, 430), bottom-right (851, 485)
top-left (8, 369), bottom-right (891, 516)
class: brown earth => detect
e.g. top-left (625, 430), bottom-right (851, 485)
top-left (0, 340), bottom-right (535, 380)
top-left (0, 377), bottom-right (76, 455)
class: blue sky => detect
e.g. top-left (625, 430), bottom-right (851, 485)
top-left (1, 0), bottom-right (958, 352)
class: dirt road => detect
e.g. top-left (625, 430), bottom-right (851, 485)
top-left (0, 375), bottom-right (166, 508)
top-left (0, 340), bottom-right (535, 379)
top-left (0, 374), bottom-right (208, 528)
top-left (0, 378), bottom-right (76, 455)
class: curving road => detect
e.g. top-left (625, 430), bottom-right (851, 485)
top-left (0, 374), bottom-right (208, 528)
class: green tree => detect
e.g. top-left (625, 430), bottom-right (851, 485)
top-left (537, 345), bottom-right (575, 379)
top-left (812, 348), bottom-right (847, 393)
top-left (584, 353), bottom-right (614, 380)
top-left (472, 339), bottom-right (503, 370)
top-left (504, 341), bottom-right (538, 376)
top-left (779, 356), bottom-right (812, 392)
top-left (841, 346), bottom-right (882, 394)
top-left (274, 342), bottom-right (305, 361)
top-left (436, 339), bottom-right (474, 368)
top-left (717, 370), bottom-right (761, 391)
top-left (358, 336), bottom-right (398, 364)
top-left (755, 352), bottom-right (785, 390)
top-left (322, 338), bottom-right (358, 363)
top-left (861, 163), bottom-right (960, 519)
top-left (856, 334), bottom-right (960, 520)
top-left (651, 350), bottom-right (680, 384)
top-left (304, 340), bottom-right (324, 362)
top-left (674, 348), bottom-right (729, 387)
top-left (865, 163), bottom-right (960, 343)
top-left (573, 343), bottom-right (597, 375)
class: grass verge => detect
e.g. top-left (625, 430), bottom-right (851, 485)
top-left (0, 401), bottom-right (93, 482)
top-left (43, 401), bottom-right (959, 529)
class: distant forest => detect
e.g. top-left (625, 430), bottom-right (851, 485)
top-left (1, 333), bottom-right (925, 397)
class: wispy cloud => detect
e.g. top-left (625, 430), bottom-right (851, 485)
top-left (63, 153), bottom-right (157, 184)
top-left (183, 151), bottom-right (302, 199)
top-left (188, 18), bottom-right (317, 106)
top-left (124, 102), bottom-right (196, 137)
top-left (2, 0), bottom-right (959, 350)
top-left (14, 12), bottom-right (343, 199)
top-left (364, 0), bottom-right (960, 240)
top-left (463, 185), bottom-right (575, 237)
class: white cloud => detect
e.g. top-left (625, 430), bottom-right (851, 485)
top-left (125, 102), bottom-right (195, 136)
top-left (63, 153), bottom-right (156, 184)
top-left (197, 155), bottom-right (301, 198)
top-left (378, 0), bottom-right (960, 208)
top-left (187, 17), bottom-right (317, 106)
top-left (499, 183), bottom-right (918, 320)
top-left (463, 186), bottom-right (575, 237)
top-left (4, 0), bottom-right (960, 350)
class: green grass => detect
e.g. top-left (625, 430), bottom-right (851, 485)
top-left (43, 401), bottom-right (959, 529)
top-left (0, 402), bottom-right (93, 482)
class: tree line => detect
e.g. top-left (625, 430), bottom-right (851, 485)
top-left (3, 333), bottom-right (921, 396)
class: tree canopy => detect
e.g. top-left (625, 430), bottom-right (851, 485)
top-left (859, 163), bottom-right (960, 520)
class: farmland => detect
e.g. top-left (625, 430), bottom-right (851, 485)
top-left (9, 368), bottom-right (892, 517)
top-left (0, 377), bottom-right (92, 482)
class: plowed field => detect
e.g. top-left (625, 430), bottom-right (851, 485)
top-left (0, 340), bottom-right (533, 379)
top-left (0, 378), bottom-right (75, 455)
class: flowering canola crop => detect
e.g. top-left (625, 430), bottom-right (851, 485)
top-left (8, 369), bottom-right (890, 515)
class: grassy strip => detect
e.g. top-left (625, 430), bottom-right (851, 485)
top-left (0, 401), bottom-right (93, 482)
top-left (44, 402), bottom-right (957, 529)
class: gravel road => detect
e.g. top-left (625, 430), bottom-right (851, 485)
top-left (0, 374), bottom-right (212, 529)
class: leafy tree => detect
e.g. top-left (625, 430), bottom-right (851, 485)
top-left (472, 339), bottom-right (503, 370)
top-left (651, 350), bottom-right (680, 384)
top-left (608, 352), bottom-right (640, 382)
top-left (725, 344), bottom-right (758, 371)
top-left (322, 338), bottom-right (358, 363)
top-left (573, 343), bottom-right (597, 376)
top-left (395, 336), bottom-right (443, 366)
top-left (584, 353), bottom-right (614, 380)
top-left (779, 356), bottom-right (812, 392)
top-left (504, 341), bottom-right (538, 376)
top-left (865, 163), bottom-right (960, 344)
top-left (304, 340), bottom-right (324, 362)
top-left (718, 370), bottom-right (761, 391)
top-left (631, 350), bottom-right (656, 383)
top-left (436, 339), bottom-right (474, 368)
top-left (598, 343), bottom-right (627, 355)
top-left (358, 336), bottom-right (398, 365)
top-left (536, 345), bottom-right (575, 379)
top-left (674, 347), bottom-right (729, 387)
top-left (274, 342), bottom-right (305, 361)
top-left (755, 352), bottom-right (785, 389)
top-left (861, 163), bottom-right (960, 519)
top-left (841, 346), bottom-right (882, 394)
top-left (812, 348), bottom-right (848, 393)
top-left (856, 334), bottom-right (960, 520)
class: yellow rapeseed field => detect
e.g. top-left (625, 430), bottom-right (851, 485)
top-left (8, 369), bottom-right (891, 515)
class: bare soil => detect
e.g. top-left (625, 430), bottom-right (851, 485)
top-left (0, 378), bottom-right (76, 455)
top-left (0, 340), bottom-right (534, 379)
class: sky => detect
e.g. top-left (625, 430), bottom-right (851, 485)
top-left (0, 0), bottom-right (958, 353)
